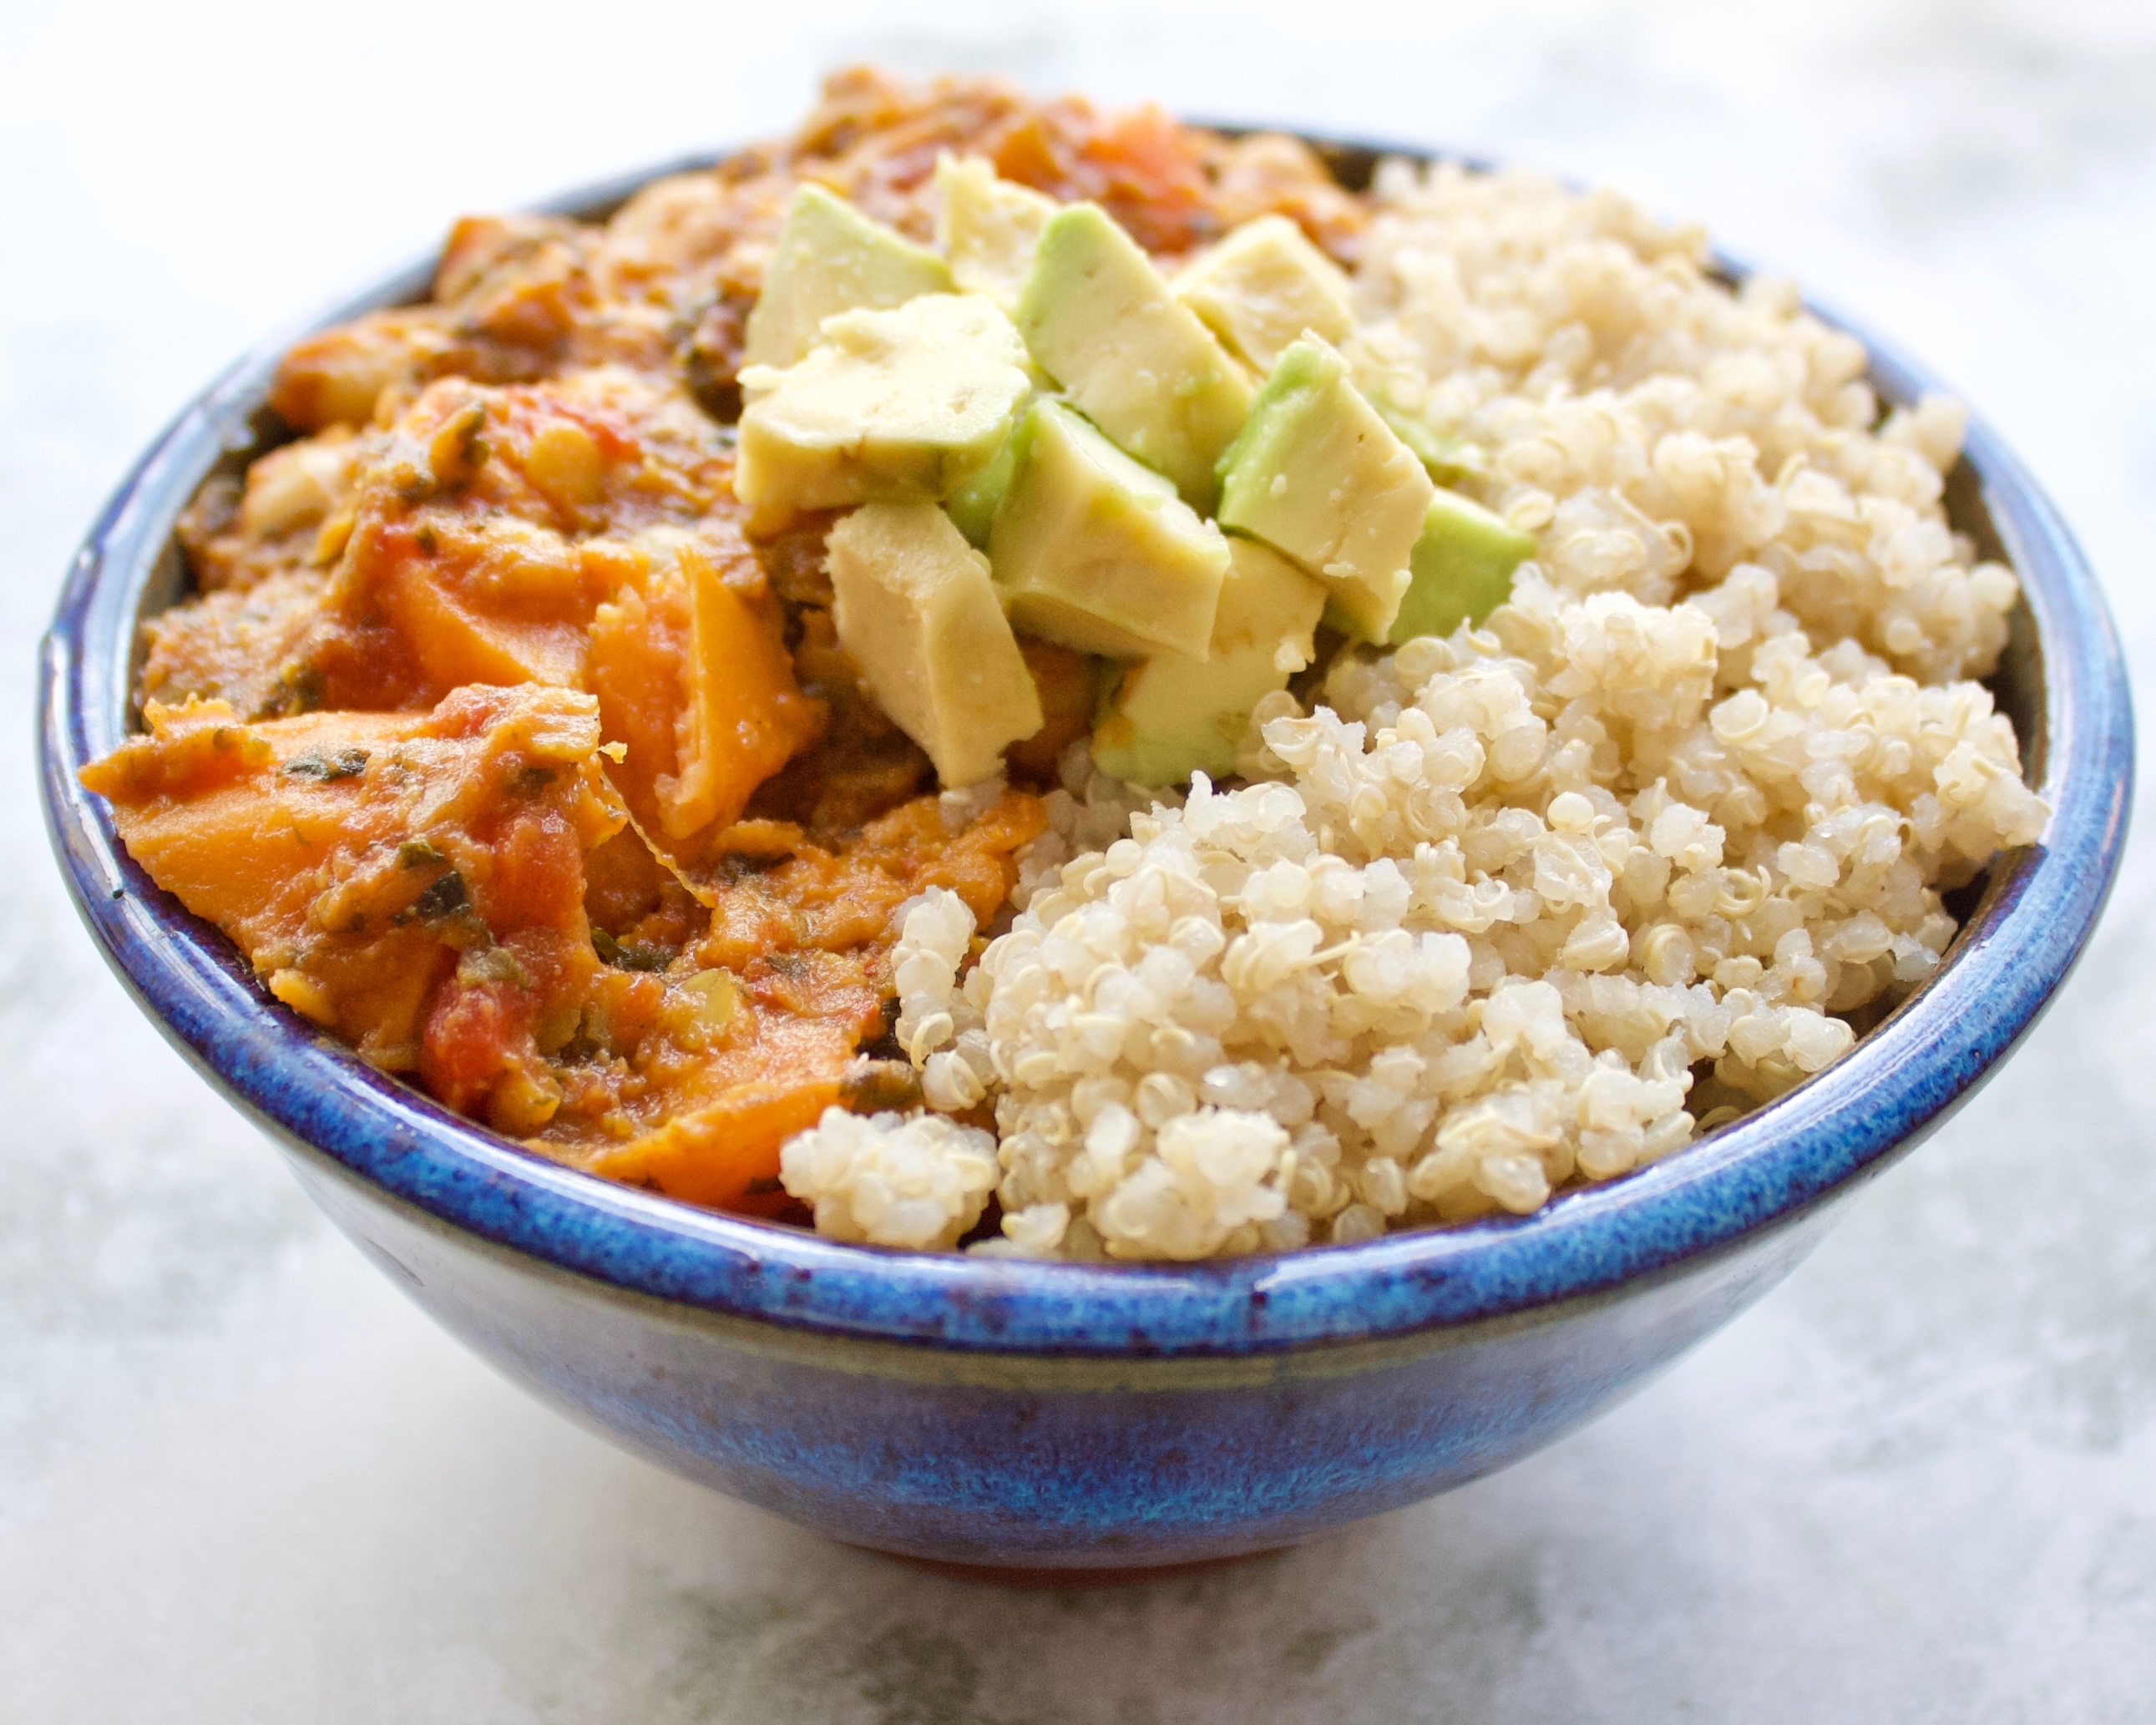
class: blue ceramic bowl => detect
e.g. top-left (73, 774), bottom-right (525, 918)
top-left (39, 140), bottom-right (2133, 1576)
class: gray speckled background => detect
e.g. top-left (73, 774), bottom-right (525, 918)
top-left (6, 2), bottom-right (2153, 1717)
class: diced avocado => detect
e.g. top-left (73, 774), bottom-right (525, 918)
top-left (1091, 538), bottom-right (1326, 787)
top-left (1172, 215), bottom-right (1354, 377)
top-left (934, 154), bottom-right (1059, 313)
top-left (1388, 488), bottom-right (1539, 644)
top-left (1014, 204), bottom-right (1253, 510)
top-left (736, 294), bottom-right (1031, 509)
top-left (943, 427), bottom-right (1017, 549)
top-left (1374, 401), bottom-right (1488, 488)
top-left (1215, 336), bottom-right (1435, 643)
top-left (742, 184), bottom-right (954, 370)
top-left (827, 502), bottom-right (1044, 787)
top-left (987, 399), bottom-right (1229, 660)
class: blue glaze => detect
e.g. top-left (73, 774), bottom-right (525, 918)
top-left (38, 144), bottom-right (2133, 1569)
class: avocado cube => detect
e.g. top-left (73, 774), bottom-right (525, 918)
top-left (1374, 401), bottom-right (1489, 489)
top-left (934, 154), bottom-right (1059, 314)
top-left (827, 502), bottom-right (1045, 788)
top-left (1091, 538), bottom-right (1327, 787)
top-left (1015, 204), bottom-right (1253, 510)
top-left (1173, 215), bottom-right (1354, 377)
top-left (1215, 336), bottom-right (1435, 643)
top-left (987, 399), bottom-right (1230, 660)
top-left (943, 428), bottom-right (1019, 549)
top-left (736, 294), bottom-right (1031, 510)
top-left (743, 184), bottom-right (954, 370)
top-left (1388, 488), bottom-right (1539, 644)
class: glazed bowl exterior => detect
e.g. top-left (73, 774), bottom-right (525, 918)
top-left (38, 141), bottom-right (2132, 1571)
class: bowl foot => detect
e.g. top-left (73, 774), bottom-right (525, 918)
top-left (854, 1544), bottom-right (1291, 1589)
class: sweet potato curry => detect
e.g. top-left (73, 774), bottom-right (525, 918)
top-left (82, 70), bottom-right (1372, 1217)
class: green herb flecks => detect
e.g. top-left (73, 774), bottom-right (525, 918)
top-left (284, 747), bottom-right (370, 782)
top-left (392, 868), bottom-right (471, 925)
top-left (592, 926), bottom-right (676, 972)
top-left (268, 665), bottom-right (326, 716)
top-left (458, 944), bottom-right (534, 989)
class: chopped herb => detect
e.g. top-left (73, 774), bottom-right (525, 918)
top-left (840, 1058), bottom-right (922, 1114)
top-left (397, 838), bottom-right (446, 869)
top-left (717, 852), bottom-right (781, 883)
top-left (458, 944), bottom-right (534, 989)
top-left (455, 407), bottom-right (490, 471)
top-left (592, 927), bottom-right (675, 972)
top-left (426, 401), bottom-right (490, 492)
top-left (392, 868), bottom-right (470, 924)
top-left (508, 763), bottom-right (557, 797)
top-left (415, 524), bottom-right (439, 554)
top-left (266, 664), bottom-right (324, 716)
top-left (856, 994), bottom-right (905, 1063)
top-left (284, 747), bottom-right (370, 782)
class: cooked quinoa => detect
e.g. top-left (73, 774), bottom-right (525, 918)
top-left (783, 159), bottom-right (2047, 1261)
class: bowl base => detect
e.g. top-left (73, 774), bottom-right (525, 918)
top-left (856, 1544), bottom-right (1290, 1590)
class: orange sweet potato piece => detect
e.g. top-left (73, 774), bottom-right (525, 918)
top-left (364, 513), bottom-right (597, 693)
top-left (585, 1065), bottom-right (845, 1209)
top-left (273, 372), bottom-right (750, 716)
top-left (665, 544), bottom-right (824, 836)
top-left (1005, 638), bottom-right (1099, 782)
top-left (590, 539), bottom-right (822, 883)
top-left (82, 686), bottom-right (625, 1085)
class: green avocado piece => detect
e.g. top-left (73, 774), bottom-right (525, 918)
top-left (1015, 204), bottom-right (1253, 510)
top-left (987, 399), bottom-right (1229, 660)
top-left (1173, 215), bottom-right (1354, 377)
top-left (943, 420), bottom-right (1020, 548)
top-left (1215, 336), bottom-right (1435, 643)
top-left (1387, 488), bottom-right (1539, 644)
top-left (827, 502), bottom-right (1044, 788)
top-left (734, 294), bottom-right (1031, 509)
top-left (1091, 537), bottom-right (1327, 787)
top-left (742, 184), bottom-right (954, 370)
top-left (1374, 402), bottom-right (1488, 488)
top-left (934, 154), bottom-right (1060, 313)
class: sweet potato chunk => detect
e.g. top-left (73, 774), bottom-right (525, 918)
top-left (671, 544), bottom-right (825, 835)
top-left (83, 685), bottom-right (625, 1095)
top-left (533, 786), bottom-right (1040, 1205)
top-left (590, 539), bottom-right (822, 876)
top-left (272, 370), bottom-right (749, 715)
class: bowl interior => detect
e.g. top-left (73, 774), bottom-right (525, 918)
top-left (109, 137), bottom-right (2054, 807)
top-left (38, 135), bottom-right (2124, 1358)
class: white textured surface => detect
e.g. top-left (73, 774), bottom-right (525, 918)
top-left (6, 2), bottom-right (2155, 1717)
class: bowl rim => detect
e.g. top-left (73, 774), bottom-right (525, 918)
top-left (38, 136), bottom-right (2134, 1358)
